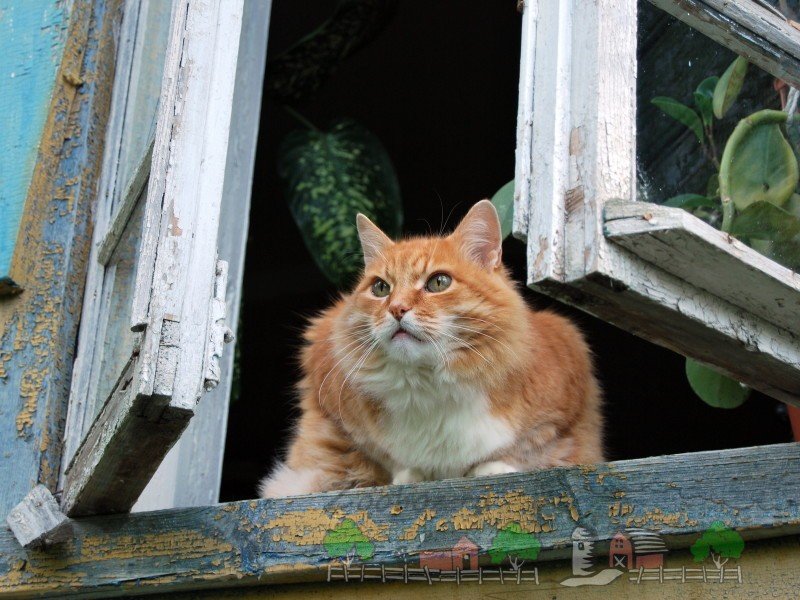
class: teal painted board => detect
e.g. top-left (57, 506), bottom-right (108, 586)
top-left (0, 443), bottom-right (798, 597)
top-left (0, 0), bottom-right (71, 294)
top-left (0, 0), bottom-right (119, 517)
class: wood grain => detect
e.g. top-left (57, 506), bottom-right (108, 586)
top-left (604, 200), bottom-right (800, 336)
top-left (650, 0), bottom-right (800, 89)
top-left (2, 444), bottom-right (799, 597)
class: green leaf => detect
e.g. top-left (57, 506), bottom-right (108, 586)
top-left (278, 118), bottom-right (403, 287)
top-left (652, 97), bottom-right (704, 143)
top-left (663, 194), bottom-right (718, 209)
top-left (491, 179), bottom-right (515, 240)
top-left (729, 201), bottom-right (800, 241)
top-left (719, 110), bottom-right (798, 211)
top-left (694, 76), bottom-right (719, 127)
top-left (713, 56), bottom-right (748, 118)
top-left (685, 358), bottom-right (750, 409)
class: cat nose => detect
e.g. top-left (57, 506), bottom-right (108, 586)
top-left (389, 304), bottom-right (410, 321)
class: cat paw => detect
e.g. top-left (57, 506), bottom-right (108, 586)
top-left (392, 468), bottom-right (425, 485)
top-left (467, 461), bottom-right (518, 477)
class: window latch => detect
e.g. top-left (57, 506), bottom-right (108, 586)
top-left (203, 258), bottom-right (234, 392)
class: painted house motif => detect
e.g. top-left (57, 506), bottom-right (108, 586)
top-left (609, 529), bottom-right (668, 569)
top-left (419, 536), bottom-right (479, 571)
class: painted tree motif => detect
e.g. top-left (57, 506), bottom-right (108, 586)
top-left (488, 522), bottom-right (541, 570)
top-left (323, 519), bottom-right (375, 566)
top-left (690, 521), bottom-right (745, 569)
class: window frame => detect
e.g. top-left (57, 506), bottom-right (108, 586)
top-left (514, 0), bottom-right (800, 406)
top-left (59, 0), bottom-right (246, 517)
top-left (4, 0), bottom-right (800, 594)
top-left (3, 443), bottom-right (799, 595)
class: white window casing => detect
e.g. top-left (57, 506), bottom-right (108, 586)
top-left (60, 0), bottom-right (245, 517)
top-left (515, 0), bottom-right (800, 406)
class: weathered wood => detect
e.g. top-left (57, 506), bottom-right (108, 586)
top-left (535, 247), bottom-right (800, 407)
top-left (516, 0), bottom-right (800, 404)
top-left (61, 355), bottom-right (192, 517)
top-left (2, 443), bottom-right (799, 597)
top-left (604, 200), bottom-right (800, 337)
top-left (649, 0), bottom-right (800, 89)
top-left (131, 0), bottom-right (244, 411)
top-left (524, 0), bottom-right (572, 282)
top-left (167, 537), bottom-right (800, 598)
top-left (61, 0), bottom-right (170, 481)
top-left (0, 0), bottom-right (123, 516)
top-left (133, 0), bottom-right (271, 511)
top-left (62, 0), bottom-right (244, 516)
top-left (5, 485), bottom-right (71, 549)
top-left (96, 136), bottom-right (154, 266)
top-left (0, 0), bottom-right (71, 294)
top-left (512, 0), bottom-right (536, 240)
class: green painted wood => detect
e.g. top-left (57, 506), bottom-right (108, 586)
top-left (0, 0), bottom-right (71, 293)
top-left (0, 0), bottom-right (123, 516)
top-left (1, 443), bottom-right (798, 597)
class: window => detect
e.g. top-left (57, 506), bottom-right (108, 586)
top-left (515, 0), bottom-right (800, 405)
top-left (59, 0), bottom-right (246, 517)
top-left (4, 0), bottom-right (799, 595)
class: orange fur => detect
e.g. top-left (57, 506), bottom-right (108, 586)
top-left (259, 200), bottom-right (603, 498)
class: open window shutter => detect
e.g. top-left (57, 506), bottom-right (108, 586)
top-left (514, 0), bottom-right (800, 406)
top-left (61, 0), bottom-right (244, 517)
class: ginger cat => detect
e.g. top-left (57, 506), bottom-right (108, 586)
top-left (260, 200), bottom-right (603, 497)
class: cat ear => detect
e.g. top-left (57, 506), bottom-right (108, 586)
top-left (451, 199), bottom-right (503, 269)
top-left (356, 213), bottom-right (393, 265)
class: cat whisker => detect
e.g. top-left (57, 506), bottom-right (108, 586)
top-left (317, 336), bottom-right (373, 409)
top-left (455, 315), bottom-right (506, 332)
top-left (420, 330), bottom-right (449, 367)
top-left (308, 333), bottom-right (371, 379)
top-left (449, 323), bottom-right (515, 354)
top-left (434, 329), bottom-right (492, 366)
top-left (336, 338), bottom-right (380, 423)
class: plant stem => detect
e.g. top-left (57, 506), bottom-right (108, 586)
top-left (283, 105), bottom-right (320, 132)
top-left (705, 124), bottom-right (721, 171)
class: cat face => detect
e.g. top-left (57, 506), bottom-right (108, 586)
top-left (345, 200), bottom-right (516, 368)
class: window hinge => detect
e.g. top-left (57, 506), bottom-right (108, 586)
top-left (203, 259), bottom-right (234, 391)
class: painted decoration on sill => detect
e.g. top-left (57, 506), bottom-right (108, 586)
top-left (318, 517), bottom-right (745, 588)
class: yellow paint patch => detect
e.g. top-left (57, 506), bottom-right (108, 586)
top-left (265, 508), bottom-right (388, 546)
top-left (625, 507), bottom-right (699, 529)
top-left (400, 508), bottom-right (436, 541)
top-left (446, 490), bottom-right (580, 533)
top-left (389, 505), bottom-right (403, 515)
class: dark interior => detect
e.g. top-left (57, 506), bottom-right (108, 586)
top-left (219, 0), bottom-right (793, 502)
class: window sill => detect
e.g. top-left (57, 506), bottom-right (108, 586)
top-left (1, 443), bottom-right (799, 597)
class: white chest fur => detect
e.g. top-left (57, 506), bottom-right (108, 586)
top-left (357, 364), bottom-right (514, 479)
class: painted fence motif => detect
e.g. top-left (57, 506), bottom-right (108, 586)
top-left (327, 564), bottom-right (540, 585)
top-left (629, 565), bottom-right (743, 584)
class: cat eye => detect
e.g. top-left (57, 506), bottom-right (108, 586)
top-left (425, 273), bottom-right (452, 293)
top-left (371, 278), bottom-right (391, 297)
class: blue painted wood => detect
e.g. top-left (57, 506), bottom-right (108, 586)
top-left (0, 443), bottom-right (798, 597)
top-left (0, 0), bottom-right (122, 516)
top-left (0, 0), bottom-right (71, 293)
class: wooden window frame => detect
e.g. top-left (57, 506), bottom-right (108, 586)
top-left (5, 0), bottom-right (800, 596)
top-left (515, 0), bottom-right (800, 405)
top-left (59, 0), bottom-right (247, 517)
top-left (2, 444), bottom-right (799, 595)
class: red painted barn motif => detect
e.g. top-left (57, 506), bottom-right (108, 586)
top-left (609, 529), bottom-right (667, 569)
top-left (419, 536), bottom-right (479, 571)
